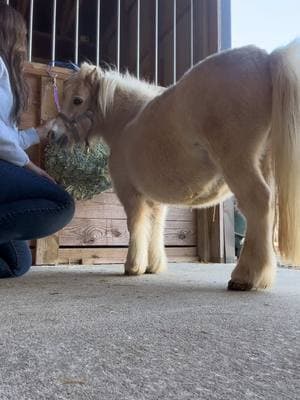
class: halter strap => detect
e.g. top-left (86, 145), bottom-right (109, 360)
top-left (57, 111), bottom-right (94, 144)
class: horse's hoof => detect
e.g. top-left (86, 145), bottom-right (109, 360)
top-left (145, 268), bottom-right (164, 274)
top-left (125, 271), bottom-right (141, 276)
top-left (145, 269), bottom-right (156, 274)
top-left (227, 280), bottom-right (253, 291)
top-left (124, 268), bottom-right (145, 276)
top-left (146, 263), bottom-right (167, 274)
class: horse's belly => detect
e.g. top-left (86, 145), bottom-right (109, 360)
top-left (122, 124), bottom-right (232, 206)
top-left (142, 175), bottom-right (230, 206)
top-left (130, 154), bottom-right (231, 207)
top-left (180, 177), bottom-right (231, 206)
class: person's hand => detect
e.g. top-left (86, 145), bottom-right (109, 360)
top-left (25, 160), bottom-right (56, 183)
top-left (36, 120), bottom-right (55, 142)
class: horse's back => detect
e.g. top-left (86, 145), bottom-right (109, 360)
top-left (181, 45), bottom-right (271, 113)
top-left (183, 45), bottom-right (270, 90)
top-left (175, 45), bottom-right (272, 154)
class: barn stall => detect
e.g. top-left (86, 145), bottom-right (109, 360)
top-left (9, 0), bottom-right (234, 265)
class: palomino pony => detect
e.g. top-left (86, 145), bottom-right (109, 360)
top-left (50, 40), bottom-right (300, 290)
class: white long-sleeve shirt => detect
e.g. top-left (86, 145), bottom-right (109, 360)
top-left (0, 56), bottom-right (40, 166)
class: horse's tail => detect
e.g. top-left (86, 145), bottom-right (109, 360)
top-left (270, 39), bottom-right (300, 265)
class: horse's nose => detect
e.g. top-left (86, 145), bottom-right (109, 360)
top-left (56, 134), bottom-right (69, 147)
top-left (48, 131), bottom-right (56, 141)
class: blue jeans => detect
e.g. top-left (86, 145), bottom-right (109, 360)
top-left (0, 160), bottom-right (75, 278)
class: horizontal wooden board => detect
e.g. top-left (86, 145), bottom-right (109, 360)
top-left (56, 247), bottom-right (198, 265)
top-left (74, 193), bottom-right (196, 222)
top-left (24, 62), bottom-right (71, 80)
top-left (60, 218), bottom-right (196, 247)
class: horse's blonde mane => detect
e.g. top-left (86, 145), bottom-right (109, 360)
top-left (80, 63), bottom-right (160, 117)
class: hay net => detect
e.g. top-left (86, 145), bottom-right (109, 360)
top-left (44, 140), bottom-right (112, 200)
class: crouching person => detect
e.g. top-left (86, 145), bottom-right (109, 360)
top-left (0, 2), bottom-right (74, 278)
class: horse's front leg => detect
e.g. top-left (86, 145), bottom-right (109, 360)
top-left (124, 194), bottom-right (152, 276)
top-left (146, 204), bottom-right (168, 274)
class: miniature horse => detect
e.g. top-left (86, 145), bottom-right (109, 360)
top-left (50, 40), bottom-right (300, 290)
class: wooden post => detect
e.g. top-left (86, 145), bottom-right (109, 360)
top-left (35, 234), bottom-right (59, 265)
top-left (196, 0), bottom-right (221, 263)
top-left (196, 0), bottom-right (235, 263)
top-left (223, 197), bottom-right (235, 263)
top-left (35, 75), bottom-right (64, 265)
top-left (197, 209), bottom-right (210, 262)
top-left (197, 206), bottom-right (225, 263)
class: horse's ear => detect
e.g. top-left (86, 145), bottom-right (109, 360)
top-left (86, 67), bottom-right (103, 86)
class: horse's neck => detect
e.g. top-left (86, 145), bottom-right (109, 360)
top-left (112, 89), bottom-right (149, 130)
top-left (101, 79), bottom-right (161, 147)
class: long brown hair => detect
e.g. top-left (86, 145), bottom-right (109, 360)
top-left (0, 1), bottom-right (28, 124)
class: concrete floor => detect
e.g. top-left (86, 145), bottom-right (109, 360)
top-left (0, 264), bottom-right (299, 400)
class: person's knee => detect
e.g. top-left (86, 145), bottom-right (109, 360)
top-left (63, 191), bottom-right (75, 221)
top-left (57, 190), bottom-right (75, 227)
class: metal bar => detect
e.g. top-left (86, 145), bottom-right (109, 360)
top-left (217, 0), bottom-right (222, 52)
top-left (75, 0), bottom-right (79, 64)
top-left (220, 0), bottom-right (231, 50)
top-left (117, 0), bottom-right (121, 71)
top-left (136, 0), bottom-right (140, 78)
top-left (51, 0), bottom-right (57, 66)
top-left (96, 0), bottom-right (101, 66)
top-left (173, 0), bottom-right (176, 83)
top-left (190, 0), bottom-right (194, 67)
top-left (28, 0), bottom-right (34, 62)
top-left (155, 0), bottom-right (159, 85)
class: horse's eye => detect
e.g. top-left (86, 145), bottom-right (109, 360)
top-left (73, 97), bottom-right (83, 106)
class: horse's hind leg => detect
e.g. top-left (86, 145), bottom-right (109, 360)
top-left (223, 159), bottom-right (276, 290)
top-left (123, 192), bottom-right (152, 276)
top-left (146, 204), bottom-right (168, 274)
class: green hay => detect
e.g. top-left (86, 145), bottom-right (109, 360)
top-left (44, 141), bottom-right (112, 200)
